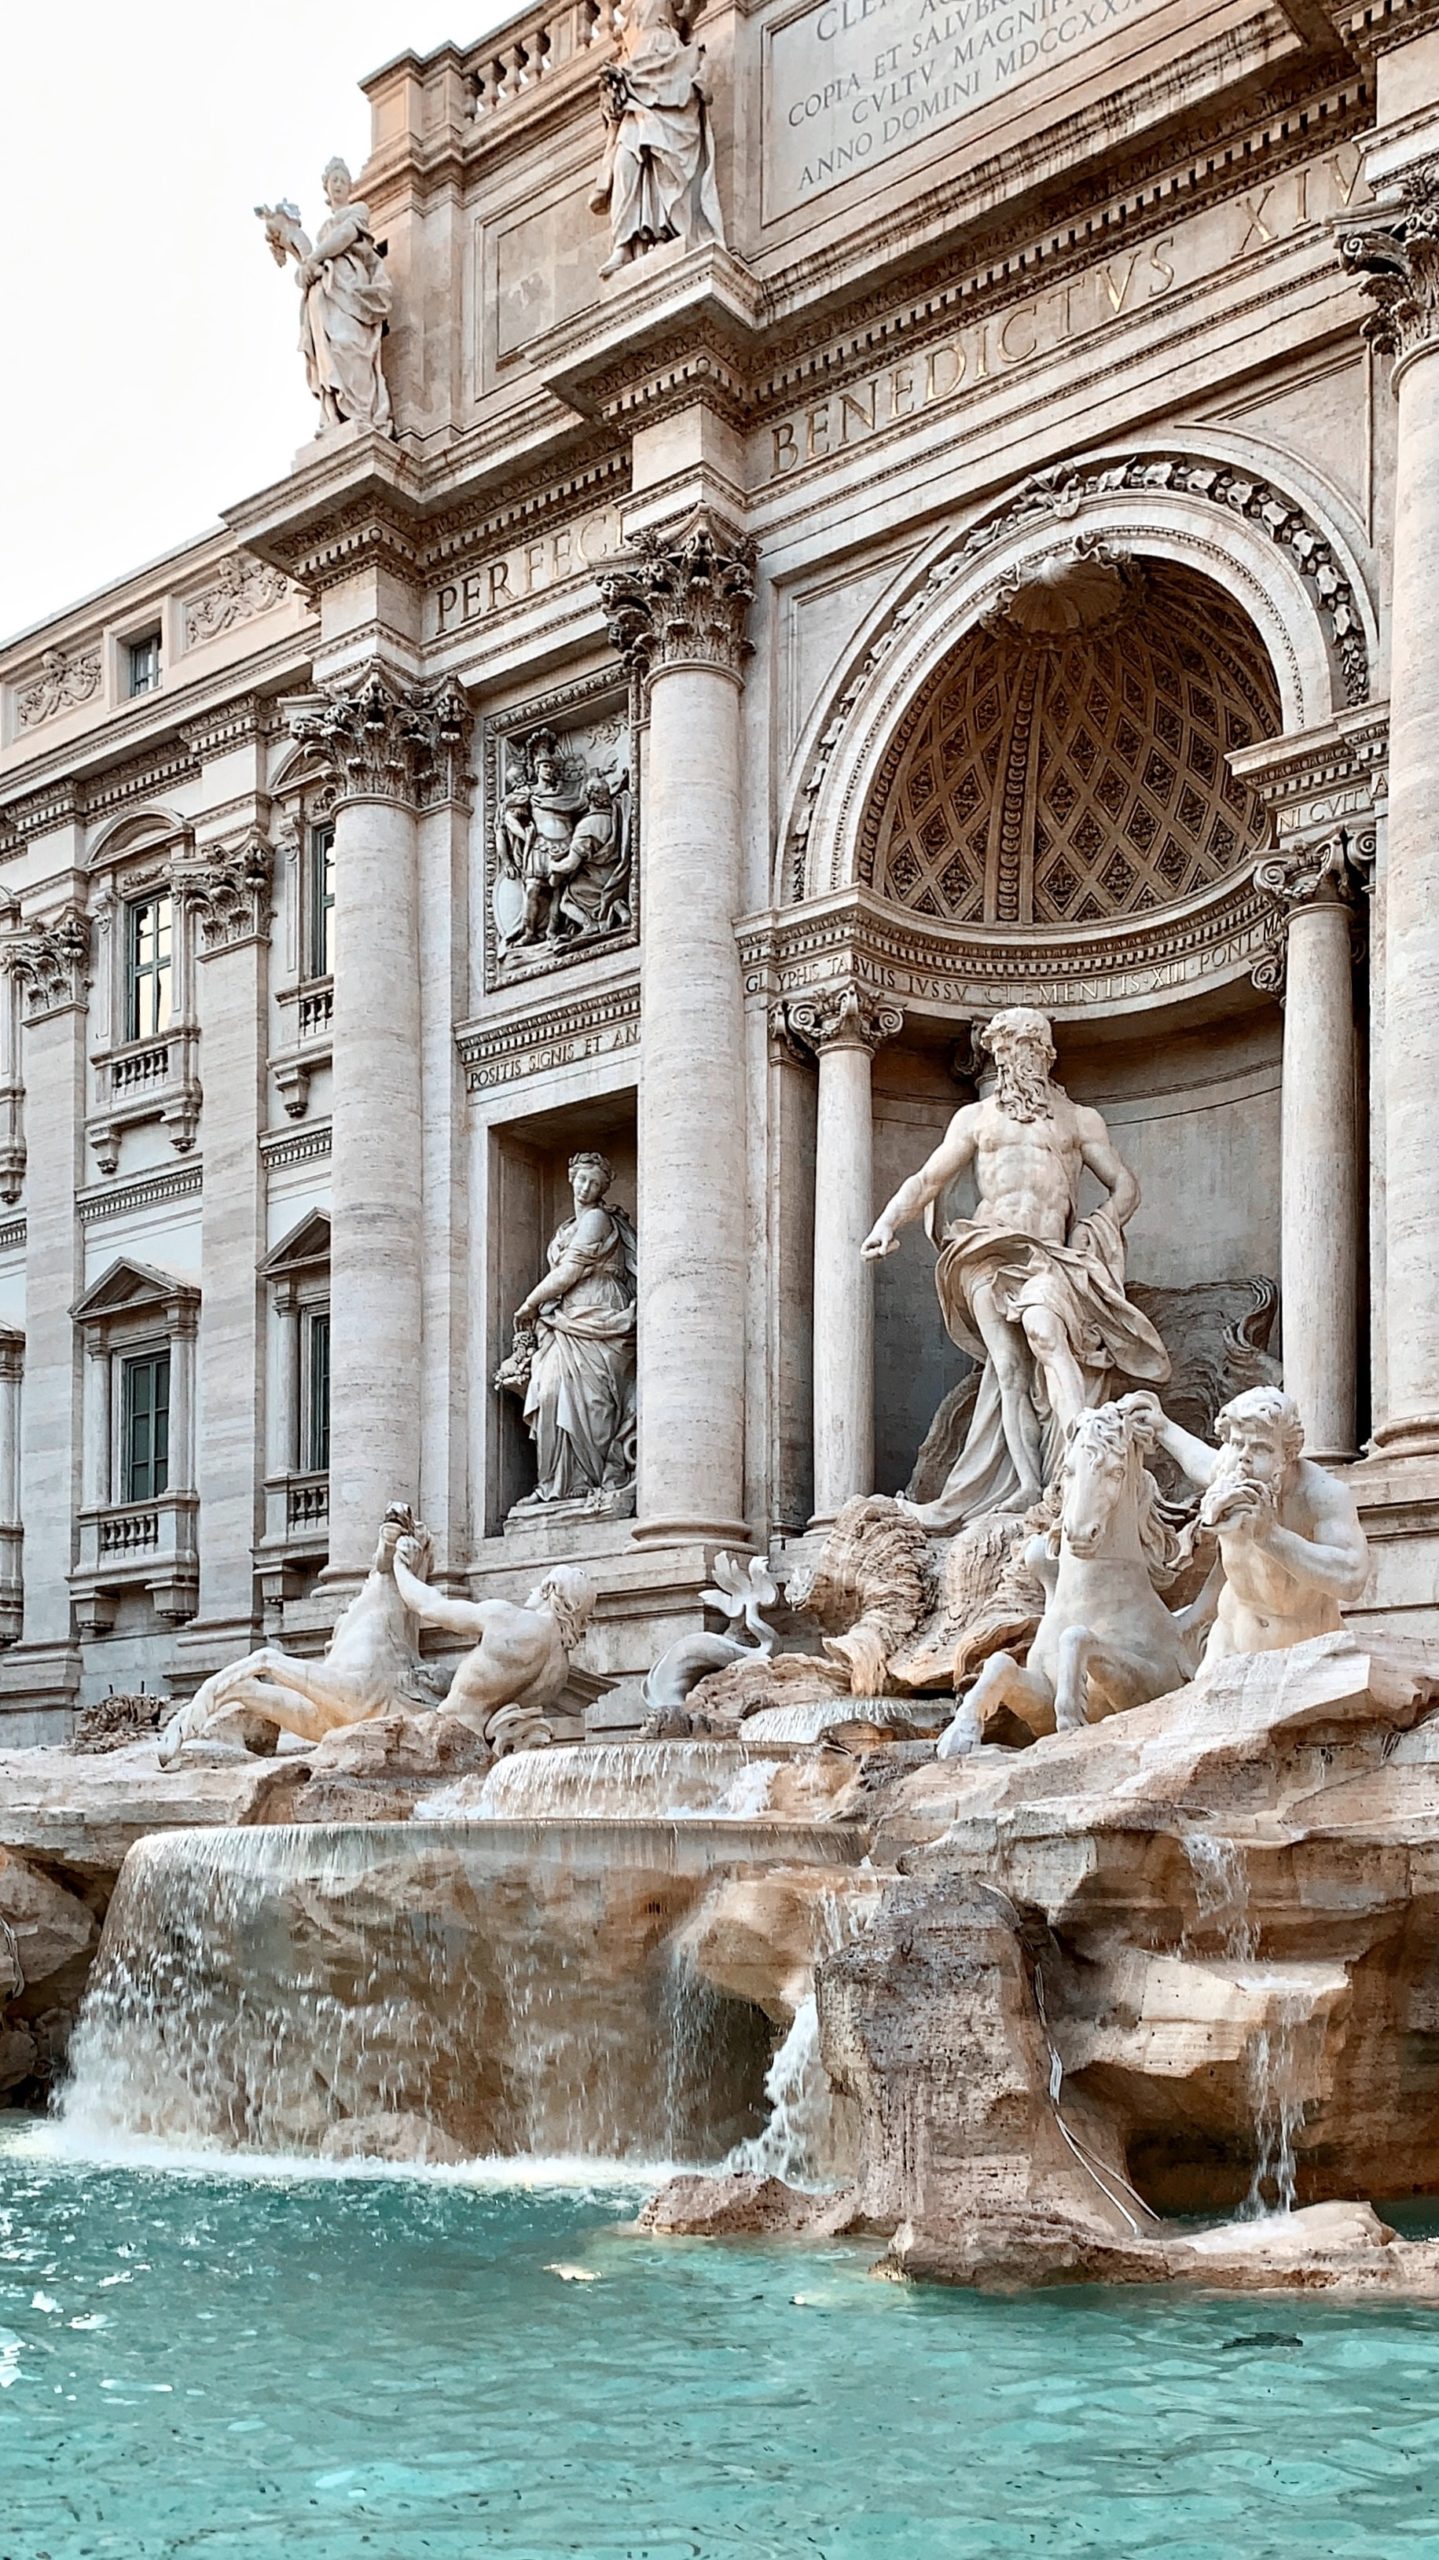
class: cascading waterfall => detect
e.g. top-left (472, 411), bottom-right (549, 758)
top-left (60, 1817), bottom-right (864, 2168)
top-left (1184, 1830), bottom-right (1305, 2216)
top-left (725, 1891), bottom-right (869, 2186)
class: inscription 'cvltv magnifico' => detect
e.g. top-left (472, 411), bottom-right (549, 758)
top-left (764, 0), bottom-right (1166, 219)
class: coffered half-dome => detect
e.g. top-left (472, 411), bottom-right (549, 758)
top-left (860, 554), bottom-right (1282, 930)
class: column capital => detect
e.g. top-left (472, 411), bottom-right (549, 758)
top-left (596, 507), bottom-right (757, 687)
top-left (287, 672), bottom-right (473, 811)
top-left (784, 984), bottom-right (904, 1059)
top-left (2, 907), bottom-right (91, 1019)
top-left (1339, 162), bottom-right (1439, 376)
top-left (1252, 832), bottom-right (1374, 994)
top-left (173, 832), bottom-right (274, 953)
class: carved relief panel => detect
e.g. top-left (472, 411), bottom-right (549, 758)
top-left (480, 675), bottom-right (636, 992)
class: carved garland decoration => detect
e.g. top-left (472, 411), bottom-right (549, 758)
top-left (785, 455), bottom-right (1373, 903)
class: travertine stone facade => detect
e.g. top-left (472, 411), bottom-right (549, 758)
top-left (1, 0), bottom-right (1436, 1734)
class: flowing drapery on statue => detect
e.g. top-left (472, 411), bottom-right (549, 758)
top-left (496, 1152), bottom-right (638, 1516)
top-left (257, 159), bottom-right (392, 434)
top-left (863, 1008), bottom-right (1170, 1531)
top-left (589, 0), bottom-right (724, 281)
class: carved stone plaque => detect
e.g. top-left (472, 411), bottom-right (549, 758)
top-left (763, 0), bottom-right (1168, 223)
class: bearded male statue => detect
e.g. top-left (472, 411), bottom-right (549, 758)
top-left (862, 1006), bottom-right (1170, 1530)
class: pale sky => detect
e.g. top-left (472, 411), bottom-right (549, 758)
top-left (2, 2), bottom-right (509, 646)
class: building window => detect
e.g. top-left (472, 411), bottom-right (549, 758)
top-left (301, 1305), bottom-right (330, 1474)
top-left (125, 891), bottom-right (173, 1040)
top-left (127, 632), bottom-right (162, 698)
top-left (306, 822), bottom-right (335, 980)
top-left (121, 1348), bottom-right (170, 1502)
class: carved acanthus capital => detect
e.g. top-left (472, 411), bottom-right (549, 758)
top-left (597, 511), bottom-right (757, 685)
top-left (784, 985), bottom-right (904, 1059)
top-left (174, 833), bottom-right (274, 951)
top-left (1255, 832), bottom-right (1374, 913)
top-left (288, 675), bottom-right (473, 810)
top-left (3, 908), bottom-right (91, 1017)
top-left (1339, 162), bottom-right (1439, 372)
top-left (1252, 830), bottom-right (1375, 994)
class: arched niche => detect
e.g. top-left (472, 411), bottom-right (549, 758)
top-left (783, 440), bottom-right (1379, 993)
top-left (862, 552), bottom-right (1282, 934)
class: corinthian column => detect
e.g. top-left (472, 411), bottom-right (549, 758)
top-left (289, 674), bottom-right (471, 1579)
top-left (1256, 840), bottom-right (1369, 1462)
top-left (1342, 168), bottom-right (1439, 1456)
top-left (598, 512), bottom-right (756, 1543)
top-left (787, 986), bottom-right (903, 1520)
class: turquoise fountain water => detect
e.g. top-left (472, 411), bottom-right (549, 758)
top-left (4, 2125), bottom-right (1439, 2560)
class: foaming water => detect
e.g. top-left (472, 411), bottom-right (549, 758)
top-left (422, 1740), bottom-right (782, 1823)
top-left (60, 1819), bottom-right (860, 2167)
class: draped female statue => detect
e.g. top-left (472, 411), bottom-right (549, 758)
top-left (588, 0), bottom-right (724, 280)
top-left (257, 159), bottom-right (392, 433)
top-left (496, 1153), bottom-right (638, 1516)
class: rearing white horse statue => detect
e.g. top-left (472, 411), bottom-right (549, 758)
top-left (159, 1505), bottom-right (439, 1762)
top-left (937, 1396), bottom-right (1218, 1760)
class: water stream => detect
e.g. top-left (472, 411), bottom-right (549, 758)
top-left (1183, 1831), bottom-right (1307, 2216)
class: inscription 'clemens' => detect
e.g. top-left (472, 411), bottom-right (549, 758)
top-left (765, 0), bottom-right (1165, 218)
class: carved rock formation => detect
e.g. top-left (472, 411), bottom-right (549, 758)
top-left (835, 1635), bottom-right (1439, 2226)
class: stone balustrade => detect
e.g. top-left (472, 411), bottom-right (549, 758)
top-left (465, 0), bottom-right (618, 120)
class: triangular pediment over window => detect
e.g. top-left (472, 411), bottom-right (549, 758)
top-left (260, 1210), bottom-right (330, 1279)
top-left (72, 1256), bottom-right (200, 1327)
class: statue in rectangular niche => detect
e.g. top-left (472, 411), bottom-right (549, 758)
top-left (492, 722), bottom-right (632, 968)
top-left (495, 1153), bottom-right (638, 1520)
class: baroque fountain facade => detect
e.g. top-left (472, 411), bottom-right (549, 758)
top-left (4, 0), bottom-right (1439, 2305)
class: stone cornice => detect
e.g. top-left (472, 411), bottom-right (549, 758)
top-left (531, 247), bottom-right (767, 433)
top-left (455, 977), bottom-right (640, 1091)
top-left (1323, 0), bottom-right (1439, 54)
top-left (260, 1119), bottom-right (332, 1170)
top-left (738, 877), bottom-right (1272, 1022)
top-left (77, 1162), bottom-right (204, 1225)
top-left (1230, 707), bottom-right (1389, 841)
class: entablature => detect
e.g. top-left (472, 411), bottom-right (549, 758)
top-left (739, 875), bottom-right (1275, 1024)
